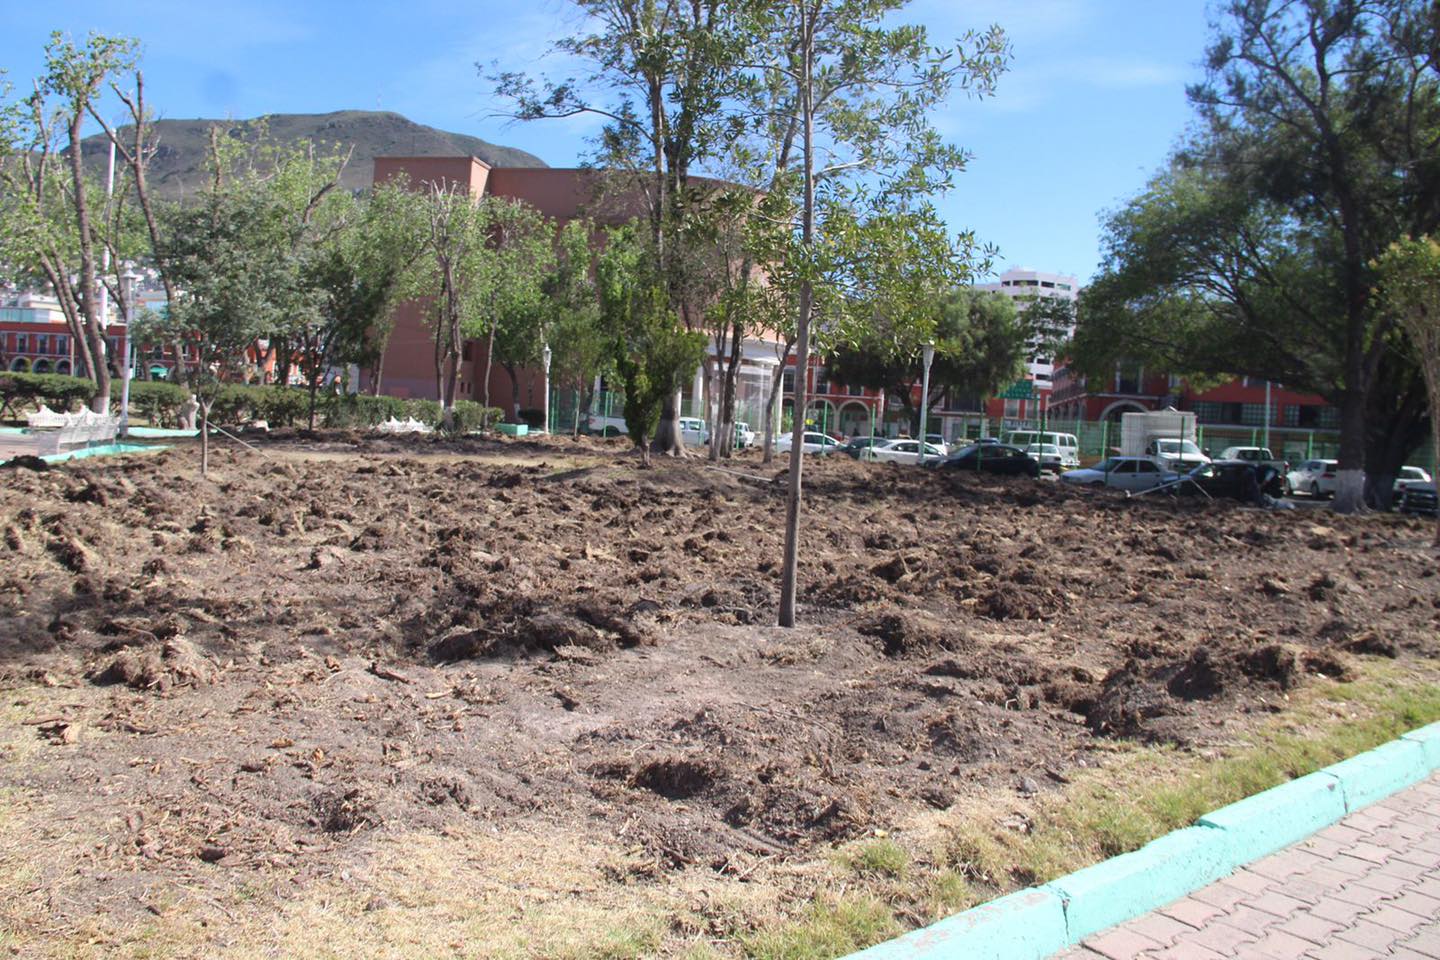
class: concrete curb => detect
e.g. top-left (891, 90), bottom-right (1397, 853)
top-left (843, 720), bottom-right (1440, 960)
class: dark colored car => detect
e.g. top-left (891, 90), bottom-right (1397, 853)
top-left (840, 436), bottom-right (887, 459)
top-left (1400, 482), bottom-right (1438, 517)
top-left (928, 443), bottom-right (1040, 478)
top-left (1181, 461), bottom-right (1285, 502)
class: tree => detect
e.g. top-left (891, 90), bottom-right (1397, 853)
top-left (495, 0), bottom-right (752, 456)
top-left (0, 32), bottom-right (139, 411)
top-left (1373, 235), bottom-right (1440, 545)
top-left (745, 0), bottom-right (1006, 626)
top-left (302, 181), bottom-right (428, 428)
top-left (1152, 0), bottom-right (1440, 512)
top-left (829, 288), bottom-right (1025, 436)
top-left (542, 219), bottom-right (609, 435)
top-left (415, 188), bottom-right (552, 427)
top-left (161, 179), bottom-right (292, 475)
top-left (596, 226), bottom-right (706, 465)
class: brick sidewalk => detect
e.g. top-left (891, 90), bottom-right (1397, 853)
top-left (1054, 773), bottom-right (1440, 959)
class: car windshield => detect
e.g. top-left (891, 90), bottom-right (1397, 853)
top-left (1401, 467), bottom-right (1427, 480)
top-left (1094, 458), bottom-right (1121, 471)
top-left (1155, 440), bottom-right (1203, 455)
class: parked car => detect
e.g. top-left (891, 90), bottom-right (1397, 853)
top-left (1218, 446), bottom-right (1287, 473)
top-left (679, 417), bottom-right (709, 446)
top-left (1399, 481), bottom-right (1438, 516)
top-left (1145, 438), bottom-right (1211, 472)
top-left (924, 434), bottom-right (949, 457)
top-left (775, 431), bottom-right (842, 456)
top-left (1060, 456), bottom-right (1179, 493)
top-left (840, 436), bottom-right (886, 459)
top-left (929, 443), bottom-right (1040, 477)
top-left (1181, 462), bottom-right (1286, 502)
top-left (1285, 459), bottom-right (1339, 498)
top-left (1024, 442), bottom-right (1071, 473)
top-left (862, 438), bottom-right (945, 465)
top-left (1394, 465), bottom-right (1433, 497)
top-left (733, 422), bottom-right (756, 449)
top-left (1006, 430), bottom-right (1080, 464)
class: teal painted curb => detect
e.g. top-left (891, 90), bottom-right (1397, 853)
top-left (1045, 825), bottom-right (1234, 941)
top-left (839, 721), bottom-right (1440, 960)
top-left (1325, 738), bottom-right (1429, 811)
top-left (1401, 720), bottom-right (1440, 769)
top-left (1197, 770), bottom-right (1345, 866)
top-left (846, 888), bottom-right (1067, 960)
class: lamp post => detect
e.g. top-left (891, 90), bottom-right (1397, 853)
top-left (541, 342), bottom-right (552, 435)
top-left (119, 270), bottom-right (140, 437)
top-left (918, 341), bottom-right (935, 466)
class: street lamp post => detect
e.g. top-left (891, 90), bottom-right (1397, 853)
top-left (119, 270), bottom-right (140, 437)
top-left (918, 341), bottom-right (935, 466)
top-left (541, 342), bottom-right (552, 435)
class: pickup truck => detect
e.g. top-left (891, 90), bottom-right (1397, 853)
top-left (1217, 446), bottom-right (1288, 473)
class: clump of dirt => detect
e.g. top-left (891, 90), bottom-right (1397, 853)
top-left (309, 788), bottom-right (378, 834)
top-left (1166, 647), bottom-right (1227, 700)
top-left (629, 757), bottom-right (720, 800)
top-left (1243, 643), bottom-right (1303, 689)
top-left (89, 637), bottom-right (217, 691)
top-left (1086, 663), bottom-right (1172, 736)
top-left (858, 610), bottom-right (958, 656)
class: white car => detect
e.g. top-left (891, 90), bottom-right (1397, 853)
top-left (733, 422), bottom-right (756, 449)
top-left (923, 434), bottom-right (950, 457)
top-left (1025, 442), bottom-right (1077, 472)
top-left (775, 431), bottom-right (842, 456)
top-left (1060, 456), bottom-right (1179, 493)
top-left (1394, 465), bottom-right (1433, 497)
top-left (679, 417), bottom-right (709, 446)
top-left (1285, 459), bottom-right (1338, 498)
top-left (1145, 438), bottom-right (1211, 472)
top-left (862, 438), bottom-right (945, 465)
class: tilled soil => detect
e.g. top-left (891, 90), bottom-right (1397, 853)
top-left (1, 434), bottom-right (1437, 950)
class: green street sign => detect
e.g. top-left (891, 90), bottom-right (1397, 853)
top-left (999, 380), bottom-right (1034, 399)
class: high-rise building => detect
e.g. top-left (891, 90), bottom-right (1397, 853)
top-left (974, 267), bottom-right (1079, 389)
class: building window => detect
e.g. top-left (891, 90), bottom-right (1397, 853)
top-left (848, 383), bottom-right (864, 397)
top-left (55, 334), bottom-right (67, 354)
top-left (1240, 403), bottom-right (1267, 426)
top-left (1003, 398), bottom-right (1020, 419)
top-left (1058, 283), bottom-right (1072, 291)
top-left (1193, 401), bottom-right (1229, 423)
top-left (16, 335), bottom-right (26, 353)
top-left (1041, 281), bottom-right (1055, 288)
top-left (36, 335), bottom-right (48, 354)
top-left (782, 368), bottom-right (796, 395)
top-left (813, 367), bottom-right (830, 394)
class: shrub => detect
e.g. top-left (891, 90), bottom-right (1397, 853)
top-left (1, 372), bottom-right (96, 414)
top-left (115, 380), bottom-right (189, 425)
top-left (249, 386), bottom-right (309, 428)
top-left (451, 400), bottom-right (503, 434)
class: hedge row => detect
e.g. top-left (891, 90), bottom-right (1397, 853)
top-left (0, 372), bottom-right (96, 413)
top-left (1, 372), bottom-right (501, 433)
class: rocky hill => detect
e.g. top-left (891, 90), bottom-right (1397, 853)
top-left (78, 110), bottom-right (546, 198)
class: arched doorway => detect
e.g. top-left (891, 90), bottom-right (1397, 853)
top-left (31, 359), bottom-right (51, 374)
top-left (804, 398), bottom-right (837, 435)
top-left (1099, 400), bottom-right (1148, 422)
top-left (835, 399), bottom-right (873, 438)
top-left (55, 360), bottom-right (71, 375)
top-left (10, 357), bottom-right (31, 373)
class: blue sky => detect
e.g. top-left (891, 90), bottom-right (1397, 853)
top-left (2, 0), bottom-right (1213, 284)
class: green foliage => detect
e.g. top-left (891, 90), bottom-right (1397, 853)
top-left (596, 227), bottom-right (706, 456)
top-left (829, 287), bottom-right (1025, 433)
top-left (450, 400), bottom-right (502, 435)
top-left (110, 379), bottom-right (187, 425)
top-left (0, 372), bottom-right (94, 414)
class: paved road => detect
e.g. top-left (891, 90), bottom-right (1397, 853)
top-left (1054, 773), bottom-right (1440, 959)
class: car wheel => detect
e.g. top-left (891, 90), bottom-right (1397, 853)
top-left (1310, 481), bottom-right (1321, 498)
top-left (1284, 479), bottom-right (1294, 496)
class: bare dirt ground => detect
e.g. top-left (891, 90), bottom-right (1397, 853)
top-left (0, 433), bottom-right (1436, 958)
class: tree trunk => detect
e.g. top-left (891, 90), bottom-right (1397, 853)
top-left (482, 328), bottom-right (496, 422)
top-left (1332, 384), bottom-right (1367, 514)
top-left (505, 361), bottom-right (521, 422)
top-left (651, 391), bottom-right (685, 456)
top-left (762, 354), bottom-right (788, 465)
top-left (779, 22), bottom-right (816, 629)
top-left (720, 320), bottom-right (742, 459)
top-left (200, 397), bottom-right (211, 477)
top-left (65, 111), bottom-right (110, 414)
